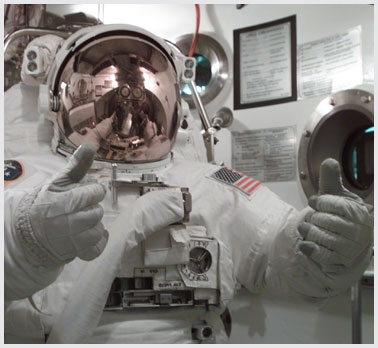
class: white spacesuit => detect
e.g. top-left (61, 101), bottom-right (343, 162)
top-left (4, 24), bottom-right (373, 344)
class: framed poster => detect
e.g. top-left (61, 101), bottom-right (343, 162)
top-left (234, 15), bottom-right (297, 109)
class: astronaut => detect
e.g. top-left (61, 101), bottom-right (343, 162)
top-left (4, 24), bottom-right (373, 344)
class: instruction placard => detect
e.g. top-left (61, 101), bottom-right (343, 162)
top-left (298, 26), bottom-right (363, 99)
top-left (234, 15), bottom-right (297, 109)
top-left (240, 22), bottom-right (292, 104)
top-left (232, 126), bottom-right (296, 182)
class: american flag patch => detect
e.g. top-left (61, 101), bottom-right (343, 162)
top-left (210, 167), bottom-right (262, 196)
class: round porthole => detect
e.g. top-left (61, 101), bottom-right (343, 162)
top-left (174, 33), bottom-right (229, 108)
top-left (298, 89), bottom-right (374, 205)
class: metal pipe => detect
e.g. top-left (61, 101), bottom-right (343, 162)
top-left (207, 133), bottom-right (215, 164)
top-left (189, 80), bottom-right (213, 132)
top-left (4, 28), bottom-right (70, 55)
top-left (111, 163), bottom-right (118, 207)
top-left (351, 281), bottom-right (362, 344)
top-left (189, 80), bottom-right (217, 163)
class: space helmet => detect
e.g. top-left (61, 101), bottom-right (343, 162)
top-left (46, 24), bottom-right (192, 163)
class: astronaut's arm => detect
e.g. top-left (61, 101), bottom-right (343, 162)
top-left (243, 159), bottom-right (373, 301)
top-left (21, 34), bottom-right (64, 86)
top-left (4, 189), bottom-right (64, 301)
top-left (4, 144), bottom-right (108, 301)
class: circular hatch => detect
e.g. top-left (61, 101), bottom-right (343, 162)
top-left (298, 89), bottom-right (374, 205)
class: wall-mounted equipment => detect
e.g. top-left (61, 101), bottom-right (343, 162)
top-left (211, 107), bottom-right (233, 130)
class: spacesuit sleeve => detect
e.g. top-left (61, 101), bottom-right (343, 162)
top-left (233, 186), bottom-right (348, 301)
top-left (237, 190), bottom-right (321, 299)
top-left (4, 189), bottom-right (63, 301)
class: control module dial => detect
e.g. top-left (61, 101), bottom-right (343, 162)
top-left (188, 247), bottom-right (212, 274)
top-left (180, 239), bottom-right (214, 282)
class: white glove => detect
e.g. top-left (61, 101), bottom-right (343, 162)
top-left (15, 143), bottom-right (109, 269)
top-left (21, 34), bottom-right (64, 86)
top-left (297, 159), bottom-right (373, 290)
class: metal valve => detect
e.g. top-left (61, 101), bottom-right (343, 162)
top-left (192, 322), bottom-right (214, 342)
top-left (211, 107), bottom-right (234, 130)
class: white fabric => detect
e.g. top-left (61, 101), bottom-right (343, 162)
top-left (173, 100), bottom-right (208, 163)
top-left (144, 226), bottom-right (190, 266)
top-left (5, 296), bottom-right (46, 341)
top-left (21, 35), bottom-right (64, 86)
top-left (4, 83), bottom-right (53, 159)
top-left (88, 307), bottom-right (228, 344)
top-left (46, 187), bottom-right (187, 343)
top-left (18, 144), bottom-right (108, 267)
top-left (133, 189), bottom-right (185, 240)
top-left (5, 144), bottom-right (108, 301)
top-left (4, 84), bottom-right (373, 343)
top-left (5, 188), bottom-right (63, 301)
top-left (46, 193), bottom-right (139, 343)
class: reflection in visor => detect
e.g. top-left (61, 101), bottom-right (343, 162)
top-left (56, 35), bottom-right (181, 163)
top-left (67, 83), bottom-right (171, 161)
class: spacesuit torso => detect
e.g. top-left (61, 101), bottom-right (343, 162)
top-left (3, 133), bottom-right (263, 343)
top-left (5, 83), bottom-right (284, 343)
top-left (5, 157), bottom-right (231, 343)
top-left (5, 79), bottom-right (304, 344)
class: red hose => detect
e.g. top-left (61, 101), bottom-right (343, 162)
top-left (188, 4), bottom-right (200, 57)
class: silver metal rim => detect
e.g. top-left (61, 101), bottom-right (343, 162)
top-left (298, 89), bottom-right (374, 204)
top-left (174, 33), bottom-right (229, 108)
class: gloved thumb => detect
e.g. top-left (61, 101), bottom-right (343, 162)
top-left (49, 143), bottom-right (96, 189)
top-left (318, 158), bottom-right (358, 199)
top-left (318, 158), bottom-right (344, 195)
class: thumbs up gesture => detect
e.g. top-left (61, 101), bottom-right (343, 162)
top-left (298, 159), bottom-right (373, 274)
top-left (16, 144), bottom-right (109, 268)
